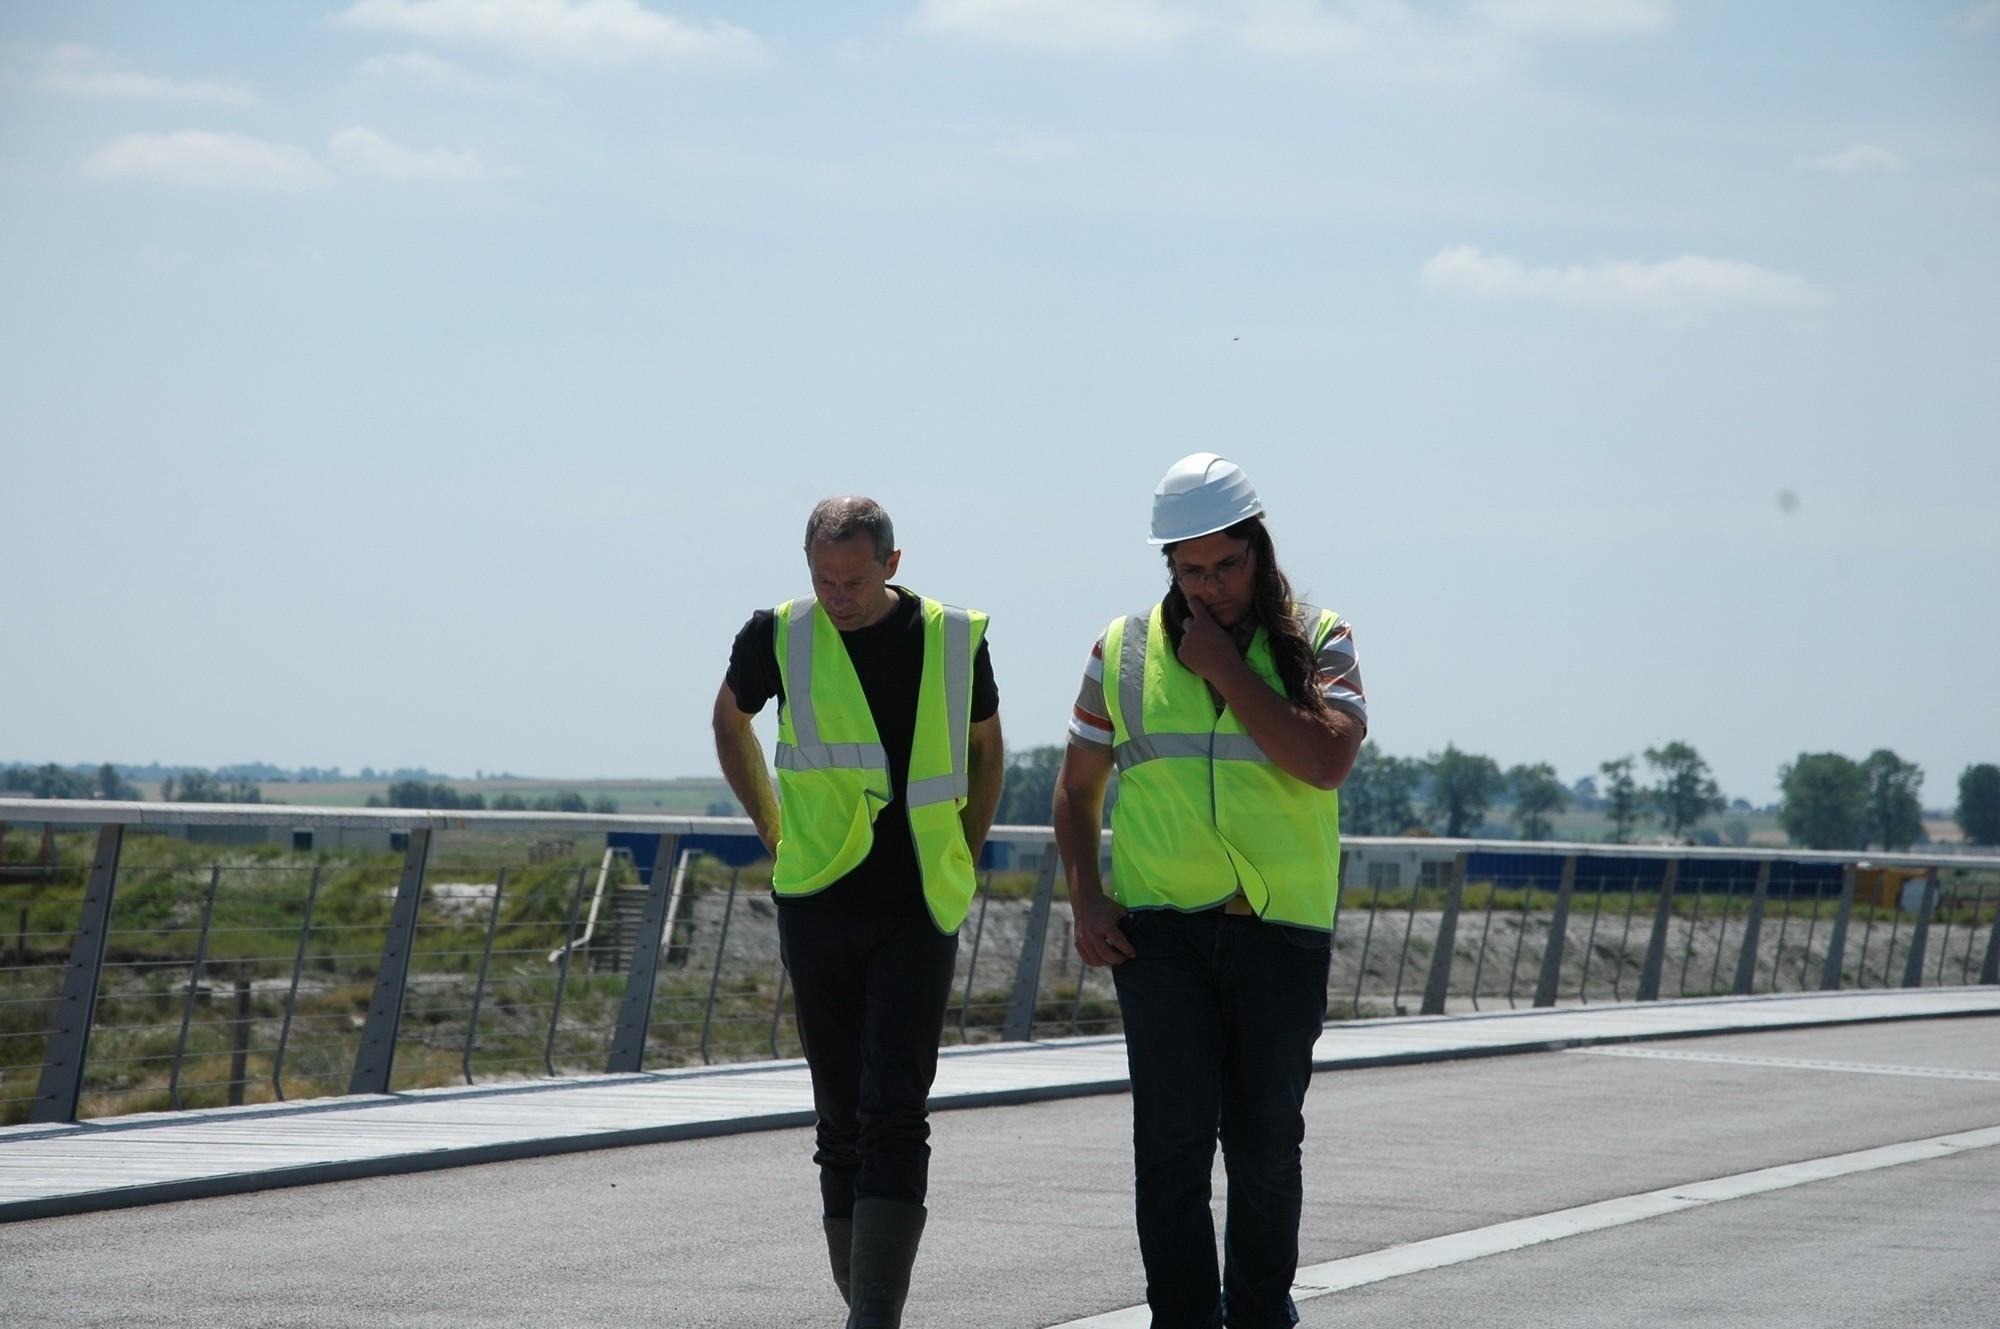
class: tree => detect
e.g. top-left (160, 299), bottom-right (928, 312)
top-left (1644, 741), bottom-right (1724, 841)
top-left (996, 746), bottom-right (1064, 827)
top-left (378, 780), bottom-right (482, 810)
top-left (1340, 743), bottom-right (1424, 836)
top-left (1959, 764), bottom-right (2000, 845)
top-left (1424, 744), bottom-right (1503, 838)
top-left (165, 770), bottom-right (264, 804)
top-left (1570, 775), bottom-right (1602, 811)
top-left (1778, 752), bottom-right (1867, 850)
top-left (589, 795), bottom-right (621, 814)
top-left (1507, 763), bottom-right (1571, 842)
top-left (1599, 757), bottom-right (1645, 843)
top-left (1860, 749), bottom-right (1924, 850)
top-left (1, 763), bottom-right (97, 799)
top-left (96, 764), bottom-right (139, 801)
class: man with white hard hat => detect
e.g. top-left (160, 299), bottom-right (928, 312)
top-left (1053, 454), bottom-right (1366, 1328)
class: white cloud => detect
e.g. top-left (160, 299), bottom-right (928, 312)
top-left (76, 127), bottom-right (517, 190)
top-left (1961, 2), bottom-right (2000, 34)
top-left (329, 126), bottom-right (520, 180)
top-left (995, 134), bottom-right (1084, 160)
top-left (338, 0), bottom-right (765, 66)
top-left (33, 44), bottom-right (255, 105)
top-left (78, 131), bottom-right (330, 191)
top-left (1470, 0), bottom-right (1673, 38)
top-left (1237, 0), bottom-right (1516, 83)
top-left (910, 0), bottom-right (1208, 53)
top-left (1420, 245), bottom-right (1830, 315)
top-left (1807, 143), bottom-right (1906, 174)
top-left (358, 51), bottom-right (498, 92)
top-left (912, 1), bottom-right (1667, 78)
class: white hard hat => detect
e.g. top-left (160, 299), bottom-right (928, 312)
top-left (1148, 452), bottom-right (1264, 545)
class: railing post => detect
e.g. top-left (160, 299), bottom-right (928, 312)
top-left (460, 867), bottom-right (506, 1086)
top-left (169, 865), bottom-right (223, 1111)
top-left (698, 868), bottom-right (742, 1065)
top-left (1389, 864), bottom-right (1426, 1013)
top-left (227, 977), bottom-right (252, 1107)
top-left (273, 864), bottom-right (323, 1101)
top-left (545, 864), bottom-right (593, 1075)
top-left (1901, 868), bottom-right (1938, 990)
top-left (1635, 857), bottom-right (1681, 1002)
top-left (958, 874), bottom-right (993, 1041)
top-left (348, 826), bottom-right (433, 1096)
top-left (1532, 855), bottom-right (1579, 1008)
top-left (30, 824), bottom-right (124, 1124)
top-left (1731, 859), bottom-right (1772, 996)
top-left (1819, 863), bottom-right (1858, 991)
top-left (607, 834), bottom-right (680, 1074)
top-left (1980, 885), bottom-right (2000, 986)
top-left (1420, 853), bottom-right (1469, 1016)
top-left (1001, 843), bottom-right (1060, 1042)
top-left (768, 968), bottom-right (791, 1059)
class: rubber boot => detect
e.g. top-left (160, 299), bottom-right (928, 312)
top-left (823, 1215), bottom-right (853, 1307)
top-left (845, 1197), bottom-right (927, 1329)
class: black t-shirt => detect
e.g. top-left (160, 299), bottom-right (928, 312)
top-left (725, 588), bottom-right (999, 917)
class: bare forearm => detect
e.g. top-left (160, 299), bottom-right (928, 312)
top-left (1212, 660), bottom-right (1361, 790)
top-left (1054, 744), bottom-right (1132, 965)
top-left (714, 721), bottom-right (780, 852)
top-left (1052, 778), bottom-right (1108, 901)
top-left (961, 746), bottom-right (1003, 861)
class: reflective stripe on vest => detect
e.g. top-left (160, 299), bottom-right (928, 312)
top-left (1113, 611), bottom-right (1286, 772)
top-left (1103, 602), bottom-right (1343, 930)
top-left (773, 599), bottom-right (974, 805)
top-left (771, 591), bottom-right (985, 932)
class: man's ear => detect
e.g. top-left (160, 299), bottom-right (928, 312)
top-left (884, 549), bottom-right (902, 580)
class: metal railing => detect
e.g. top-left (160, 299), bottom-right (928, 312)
top-left (2, 797), bottom-right (1996, 1126)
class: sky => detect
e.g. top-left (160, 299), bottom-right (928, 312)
top-left (1, 0), bottom-right (1996, 805)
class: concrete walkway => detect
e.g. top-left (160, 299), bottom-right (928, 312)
top-left (4, 987), bottom-right (1996, 1224)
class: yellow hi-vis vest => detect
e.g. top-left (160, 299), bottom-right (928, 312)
top-left (1102, 602), bottom-right (1344, 930)
top-left (770, 591), bottom-right (988, 933)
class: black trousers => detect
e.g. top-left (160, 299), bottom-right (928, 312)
top-left (778, 906), bottom-right (959, 1218)
top-left (1111, 907), bottom-right (1333, 1329)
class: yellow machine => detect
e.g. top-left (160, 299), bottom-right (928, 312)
top-left (1854, 866), bottom-right (1930, 909)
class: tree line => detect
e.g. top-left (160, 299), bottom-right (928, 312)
top-left (0, 762), bottom-right (140, 802)
top-left (0, 764), bottom-right (621, 815)
top-left (1780, 753), bottom-right (2000, 851)
top-left (1338, 741), bottom-right (1729, 843)
top-left (11, 749), bottom-right (1998, 849)
top-left (363, 781), bottom-right (621, 814)
top-left (992, 744), bottom-right (2000, 849)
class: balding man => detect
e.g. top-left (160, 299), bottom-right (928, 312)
top-left (714, 497), bottom-right (1004, 1329)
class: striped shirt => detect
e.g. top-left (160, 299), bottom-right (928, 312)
top-left (1069, 608), bottom-right (1366, 751)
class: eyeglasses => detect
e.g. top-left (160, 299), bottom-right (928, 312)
top-left (1173, 552), bottom-right (1250, 589)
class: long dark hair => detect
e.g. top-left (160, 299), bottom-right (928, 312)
top-left (1163, 516), bottom-right (1330, 718)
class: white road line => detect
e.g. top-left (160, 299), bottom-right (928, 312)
top-left (1569, 1046), bottom-right (2000, 1081)
top-left (1048, 1123), bottom-right (2000, 1328)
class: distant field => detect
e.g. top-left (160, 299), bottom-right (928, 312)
top-left (131, 778), bottom-right (741, 815)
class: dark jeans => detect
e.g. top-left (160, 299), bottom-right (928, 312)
top-left (778, 907), bottom-right (959, 1219)
top-left (1111, 907), bottom-right (1332, 1329)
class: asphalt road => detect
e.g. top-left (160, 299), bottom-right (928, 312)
top-left (3, 1016), bottom-right (1996, 1328)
